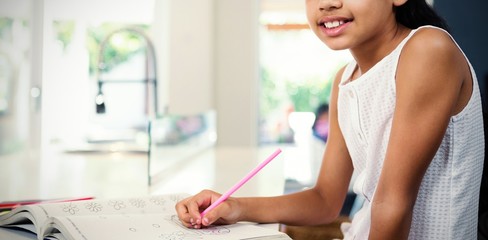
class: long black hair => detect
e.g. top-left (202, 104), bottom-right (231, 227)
top-left (395, 0), bottom-right (450, 32)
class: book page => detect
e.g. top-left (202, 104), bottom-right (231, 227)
top-left (44, 213), bottom-right (290, 240)
top-left (36, 193), bottom-right (189, 219)
top-left (0, 207), bottom-right (48, 234)
top-left (1, 193), bottom-right (189, 237)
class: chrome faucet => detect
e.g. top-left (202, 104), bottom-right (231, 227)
top-left (95, 27), bottom-right (159, 119)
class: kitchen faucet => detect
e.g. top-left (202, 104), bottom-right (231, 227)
top-left (95, 27), bottom-right (159, 120)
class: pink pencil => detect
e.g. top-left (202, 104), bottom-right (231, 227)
top-left (200, 148), bottom-right (282, 217)
top-left (0, 196), bottom-right (94, 210)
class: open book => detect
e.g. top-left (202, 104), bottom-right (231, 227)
top-left (0, 193), bottom-right (291, 240)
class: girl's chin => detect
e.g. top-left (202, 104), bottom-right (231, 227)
top-left (317, 37), bottom-right (350, 51)
top-left (323, 42), bottom-right (350, 51)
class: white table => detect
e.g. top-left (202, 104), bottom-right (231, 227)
top-left (1, 145), bottom-right (287, 239)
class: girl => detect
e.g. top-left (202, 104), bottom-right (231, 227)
top-left (176, 0), bottom-right (485, 239)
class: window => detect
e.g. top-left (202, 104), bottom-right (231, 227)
top-left (41, 0), bottom-right (156, 147)
top-left (258, 5), bottom-right (352, 144)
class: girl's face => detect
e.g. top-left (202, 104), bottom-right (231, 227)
top-left (305, 0), bottom-right (406, 51)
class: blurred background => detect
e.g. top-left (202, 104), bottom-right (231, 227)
top-left (0, 0), bottom-right (486, 200)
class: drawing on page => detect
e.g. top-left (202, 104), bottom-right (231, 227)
top-left (129, 198), bottom-right (146, 208)
top-left (158, 231), bottom-right (203, 240)
top-left (169, 194), bottom-right (187, 203)
top-left (169, 215), bottom-right (231, 235)
top-left (108, 200), bottom-right (126, 210)
top-left (123, 214), bottom-right (233, 240)
top-left (150, 197), bottom-right (167, 206)
top-left (198, 227), bottom-right (231, 235)
top-left (61, 202), bottom-right (80, 215)
top-left (85, 202), bottom-right (103, 212)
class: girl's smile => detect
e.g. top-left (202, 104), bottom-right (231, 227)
top-left (318, 16), bottom-right (353, 37)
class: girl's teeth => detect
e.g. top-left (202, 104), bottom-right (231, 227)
top-left (324, 20), bottom-right (345, 29)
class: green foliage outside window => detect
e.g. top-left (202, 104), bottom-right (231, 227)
top-left (0, 18), bottom-right (13, 39)
top-left (286, 74), bottom-right (332, 112)
top-left (259, 68), bottom-right (282, 117)
top-left (85, 23), bottom-right (149, 75)
top-left (51, 22), bottom-right (149, 76)
top-left (260, 66), bottom-right (334, 116)
top-left (53, 21), bottom-right (75, 51)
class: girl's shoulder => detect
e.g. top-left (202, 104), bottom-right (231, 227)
top-left (402, 26), bottom-right (460, 61)
top-left (396, 25), bottom-right (469, 106)
top-left (397, 26), bottom-right (467, 82)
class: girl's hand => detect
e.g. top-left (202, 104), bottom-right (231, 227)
top-left (175, 189), bottom-right (241, 229)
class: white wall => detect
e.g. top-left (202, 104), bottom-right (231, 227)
top-left (0, 0), bottom-right (31, 17)
top-left (156, 0), bottom-right (260, 147)
top-left (214, 0), bottom-right (260, 147)
top-left (41, 0), bottom-right (155, 22)
top-left (153, 0), bottom-right (215, 116)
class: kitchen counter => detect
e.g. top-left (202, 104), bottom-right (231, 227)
top-left (0, 145), bottom-right (287, 202)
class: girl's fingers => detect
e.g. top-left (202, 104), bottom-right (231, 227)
top-left (175, 197), bottom-right (193, 227)
top-left (187, 197), bottom-right (204, 227)
top-left (175, 190), bottom-right (225, 229)
top-left (201, 198), bottom-right (239, 227)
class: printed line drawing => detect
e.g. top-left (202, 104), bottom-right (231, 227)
top-left (169, 195), bottom-right (187, 203)
top-left (45, 194), bottom-right (250, 240)
top-left (150, 197), bottom-right (167, 206)
top-left (85, 202), bottom-right (103, 212)
top-left (108, 200), bottom-right (126, 210)
top-left (129, 198), bottom-right (146, 208)
top-left (61, 203), bottom-right (80, 215)
top-left (198, 227), bottom-right (231, 235)
top-left (159, 231), bottom-right (201, 240)
top-left (124, 214), bottom-right (233, 240)
top-left (169, 215), bottom-right (231, 235)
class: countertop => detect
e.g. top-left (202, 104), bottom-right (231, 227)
top-left (0, 145), bottom-right (291, 239)
top-left (0, 145), bottom-right (287, 202)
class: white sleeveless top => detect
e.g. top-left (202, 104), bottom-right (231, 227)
top-left (338, 26), bottom-right (484, 239)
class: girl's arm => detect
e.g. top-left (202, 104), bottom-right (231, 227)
top-left (369, 28), bottom-right (473, 239)
top-left (176, 66), bottom-right (354, 228)
top-left (239, 66), bottom-right (354, 226)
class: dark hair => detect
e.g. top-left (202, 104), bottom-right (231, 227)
top-left (314, 103), bottom-right (329, 118)
top-left (395, 0), bottom-right (450, 32)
